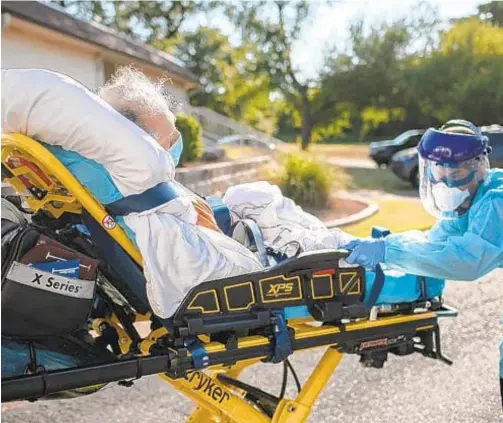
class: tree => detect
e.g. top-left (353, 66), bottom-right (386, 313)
top-left (317, 5), bottom-right (440, 139)
top-left (453, 1), bottom-right (503, 27)
top-left (53, 0), bottom-right (212, 42)
top-left (157, 27), bottom-right (279, 134)
top-left (225, 0), bottom-right (319, 150)
top-left (477, 1), bottom-right (503, 26)
top-left (404, 18), bottom-right (503, 125)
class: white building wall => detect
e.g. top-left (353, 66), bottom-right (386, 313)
top-left (1, 27), bottom-right (103, 90)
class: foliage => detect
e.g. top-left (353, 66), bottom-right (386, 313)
top-left (317, 4), bottom-right (440, 139)
top-left (453, 1), bottom-right (503, 27)
top-left (156, 27), bottom-right (279, 134)
top-left (54, 0), bottom-right (214, 42)
top-left (175, 114), bottom-right (203, 164)
top-left (277, 154), bottom-right (331, 207)
top-left (404, 18), bottom-right (503, 124)
top-left (318, 2), bottom-right (503, 138)
top-left (225, 0), bottom-right (323, 150)
top-left (56, 0), bottom-right (503, 143)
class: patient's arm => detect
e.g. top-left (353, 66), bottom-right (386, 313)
top-left (1, 68), bottom-right (174, 197)
top-left (125, 197), bottom-right (263, 317)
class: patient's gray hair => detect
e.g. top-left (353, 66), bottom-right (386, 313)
top-left (98, 66), bottom-right (176, 131)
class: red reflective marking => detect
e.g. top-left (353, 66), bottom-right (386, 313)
top-left (313, 269), bottom-right (335, 276)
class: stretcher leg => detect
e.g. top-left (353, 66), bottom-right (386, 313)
top-left (159, 357), bottom-right (269, 423)
top-left (272, 348), bottom-right (344, 423)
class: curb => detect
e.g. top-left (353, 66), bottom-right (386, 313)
top-left (324, 194), bottom-right (380, 228)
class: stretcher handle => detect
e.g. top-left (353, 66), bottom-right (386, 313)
top-left (333, 249), bottom-right (351, 259)
top-left (435, 304), bottom-right (458, 318)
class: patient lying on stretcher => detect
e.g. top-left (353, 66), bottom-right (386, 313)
top-left (1, 68), bottom-right (444, 318)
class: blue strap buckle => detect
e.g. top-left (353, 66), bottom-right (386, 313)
top-left (184, 337), bottom-right (209, 370)
top-left (269, 310), bottom-right (293, 363)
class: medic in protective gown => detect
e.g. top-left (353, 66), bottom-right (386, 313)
top-left (343, 120), bottom-right (503, 407)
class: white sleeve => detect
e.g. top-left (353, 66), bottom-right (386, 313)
top-left (1, 68), bottom-right (175, 196)
top-left (222, 181), bottom-right (355, 256)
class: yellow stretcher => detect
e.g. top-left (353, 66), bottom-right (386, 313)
top-left (1, 134), bottom-right (455, 423)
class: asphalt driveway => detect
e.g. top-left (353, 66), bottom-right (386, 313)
top-left (3, 269), bottom-right (502, 423)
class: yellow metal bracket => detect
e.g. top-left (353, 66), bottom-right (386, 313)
top-left (1, 133), bottom-right (142, 265)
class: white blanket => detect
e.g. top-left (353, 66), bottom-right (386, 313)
top-left (223, 181), bottom-right (356, 257)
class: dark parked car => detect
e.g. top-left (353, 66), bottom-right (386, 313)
top-left (390, 126), bottom-right (503, 188)
top-left (368, 129), bottom-right (425, 167)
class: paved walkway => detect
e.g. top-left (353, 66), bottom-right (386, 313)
top-left (327, 158), bottom-right (377, 169)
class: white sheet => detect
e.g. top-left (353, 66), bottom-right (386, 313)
top-left (223, 181), bottom-right (356, 256)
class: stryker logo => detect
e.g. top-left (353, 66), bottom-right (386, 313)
top-left (267, 282), bottom-right (294, 297)
top-left (185, 372), bottom-right (230, 404)
top-left (7, 262), bottom-right (95, 300)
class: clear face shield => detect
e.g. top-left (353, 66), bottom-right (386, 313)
top-left (418, 155), bottom-right (490, 219)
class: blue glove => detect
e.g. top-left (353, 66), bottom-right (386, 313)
top-left (342, 238), bottom-right (386, 269)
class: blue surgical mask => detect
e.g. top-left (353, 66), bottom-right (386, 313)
top-left (168, 135), bottom-right (183, 167)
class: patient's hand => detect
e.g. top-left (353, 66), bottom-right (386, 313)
top-left (192, 197), bottom-right (221, 233)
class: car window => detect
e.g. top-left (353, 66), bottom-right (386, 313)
top-left (487, 132), bottom-right (503, 167)
top-left (404, 134), bottom-right (422, 148)
top-left (393, 130), bottom-right (416, 144)
top-left (488, 132), bottom-right (503, 146)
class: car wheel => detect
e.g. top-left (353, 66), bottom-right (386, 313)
top-left (410, 167), bottom-right (419, 189)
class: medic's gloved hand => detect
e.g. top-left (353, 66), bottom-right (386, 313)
top-left (342, 238), bottom-right (385, 268)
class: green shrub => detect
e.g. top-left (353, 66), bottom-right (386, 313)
top-left (278, 154), bottom-right (332, 207)
top-left (176, 114), bottom-right (203, 164)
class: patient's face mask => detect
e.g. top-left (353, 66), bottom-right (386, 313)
top-left (168, 135), bottom-right (183, 167)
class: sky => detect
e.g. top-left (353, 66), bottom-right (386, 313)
top-left (291, 0), bottom-right (482, 79)
top-left (186, 0), bottom-right (483, 81)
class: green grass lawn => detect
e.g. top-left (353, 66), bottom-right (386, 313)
top-left (220, 145), bottom-right (267, 160)
top-left (341, 166), bottom-right (411, 192)
top-left (343, 198), bottom-right (436, 237)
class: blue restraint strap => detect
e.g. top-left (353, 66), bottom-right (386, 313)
top-left (105, 182), bottom-right (181, 216)
top-left (105, 183), bottom-right (233, 237)
top-left (205, 196), bottom-right (232, 236)
top-left (184, 337), bottom-right (209, 369)
top-left (269, 310), bottom-right (292, 363)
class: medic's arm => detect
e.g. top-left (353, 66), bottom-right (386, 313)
top-left (385, 197), bottom-right (503, 281)
top-left (427, 219), bottom-right (463, 242)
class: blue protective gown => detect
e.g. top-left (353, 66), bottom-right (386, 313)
top-left (385, 168), bottom-right (503, 379)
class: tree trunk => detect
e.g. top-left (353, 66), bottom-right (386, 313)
top-left (300, 89), bottom-right (313, 151)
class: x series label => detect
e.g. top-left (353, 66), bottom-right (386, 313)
top-left (7, 262), bottom-right (95, 300)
